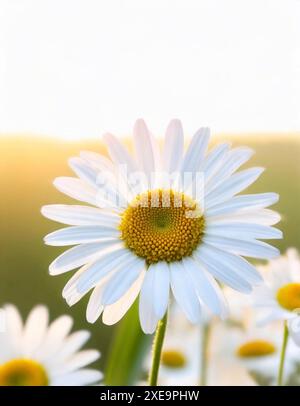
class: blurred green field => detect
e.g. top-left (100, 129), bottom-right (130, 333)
top-left (1, 134), bottom-right (300, 374)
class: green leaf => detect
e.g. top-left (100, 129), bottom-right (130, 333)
top-left (104, 300), bottom-right (152, 385)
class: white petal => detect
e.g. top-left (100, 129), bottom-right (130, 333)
top-left (149, 262), bottom-right (170, 319)
top-left (288, 317), bottom-right (300, 346)
top-left (194, 247), bottom-right (252, 293)
top-left (44, 225), bottom-right (119, 246)
top-left (200, 142), bottom-right (230, 181)
top-left (53, 177), bottom-right (97, 206)
top-left (52, 331), bottom-right (91, 361)
top-left (101, 258), bottom-right (145, 305)
top-left (103, 132), bottom-right (137, 174)
top-left (257, 309), bottom-right (288, 326)
top-left (51, 369), bottom-right (102, 386)
top-left (103, 132), bottom-right (144, 196)
top-left (80, 150), bottom-right (115, 173)
top-left (205, 193), bottom-right (279, 217)
top-left (54, 350), bottom-right (100, 374)
top-left (102, 270), bottom-right (145, 325)
top-left (196, 244), bottom-right (262, 285)
top-left (180, 129), bottom-right (210, 192)
top-left (205, 167), bottom-right (265, 208)
top-left (76, 248), bottom-right (133, 294)
top-left (36, 315), bottom-right (73, 360)
top-left (182, 257), bottom-right (228, 317)
top-left (181, 127), bottom-right (210, 174)
top-left (49, 241), bottom-right (117, 275)
top-left (86, 284), bottom-right (106, 323)
top-left (133, 119), bottom-right (156, 183)
top-left (139, 269), bottom-right (162, 334)
top-left (163, 119), bottom-right (184, 174)
top-left (203, 235), bottom-right (280, 259)
top-left (62, 266), bottom-right (89, 306)
top-left (23, 305), bottom-right (49, 357)
top-left (69, 157), bottom-right (99, 187)
top-left (205, 147), bottom-right (254, 194)
top-left (169, 261), bottom-right (202, 323)
top-left (66, 159), bottom-right (126, 207)
top-left (1, 305), bottom-right (23, 357)
top-left (206, 209), bottom-right (281, 226)
top-left (41, 204), bottom-right (119, 227)
top-left (205, 222), bottom-right (282, 240)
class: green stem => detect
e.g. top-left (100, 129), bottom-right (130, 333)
top-left (148, 311), bottom-right (168, 386)
top-left (200, 323), bottom-right (211, 386)
top-left (277, 321), bottom-right (289, 386)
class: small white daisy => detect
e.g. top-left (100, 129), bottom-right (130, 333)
top-left (211, 320), bottom-right (299, 386)
top-left (252, 249), bottom-right (300, 325)
top-left (0, 305), bottom-right (102, 386)
top-left (42, 119), bottom-right (281, 334)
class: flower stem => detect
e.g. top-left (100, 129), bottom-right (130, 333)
top-left (148, 311), bottom-right (168, 386)
top-left (200, 323), bottom-right (211, 386)
top-left (277, 321), bottom-right (289, 386)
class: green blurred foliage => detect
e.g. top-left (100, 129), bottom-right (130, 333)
top-left (0, 134), bottom-right (299, 383)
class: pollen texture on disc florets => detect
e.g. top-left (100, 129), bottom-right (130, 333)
top-left (119, 189), bottom-right (205, 264)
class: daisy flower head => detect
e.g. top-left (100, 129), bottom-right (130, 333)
top-left (42, 119), bottom-right (282, 334)
top-left (0, 305), bottom-right (102, 386)
top-left (211, 319), bottom-right (300, 386)
top-left (252, 249), bottom-right (300, 325)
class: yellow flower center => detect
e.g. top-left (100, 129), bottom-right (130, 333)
top-left (276, 283), bottom-right (300, 311)
top-left (0, 359), bottom-right (49, 386)
top-left (237, 340), bottom-right (276, 358)
top-left (120, 189), bottom-right (205, 264)
top-left (161, 350), bottom-right (187, 368)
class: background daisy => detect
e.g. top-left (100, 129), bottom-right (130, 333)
top-left (0, 304), bottom-right (102, 386)
top-left (252, 249), bottom-right (300, 325)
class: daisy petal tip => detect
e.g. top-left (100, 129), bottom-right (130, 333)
top-left (101, 315), bottom-right (115, 327)
top-left (43, 236), bottom-right (50, 245)
top-left (168, 118), bottom-right (182, 128)
top-left (133, 118), bottom-right (149, 137)
top-left (48, 262), bottom-right (61, 276)
top-left (273, 193), bottom-right (280, 203)
top-left (68, 156), bottom-right (79, 168)
top-left (102, 132), bottom-right (115, 143)
top-left (48, 265), bottom-right (55, 275)
top-left (270, 247), bottom-right (281, 259)
top-left (197, 126), bottom-right (211, 137)
top-left (256, 166), bottom-right (265, 175)
top-left (40, 205), bottom-right (48, 217)
top-left (93, 350), bottom-right (101, 361)
top-left (244, 147), bottom-right (255, 160)
top-left (53, 177), bottom-right (64, 189)
top-left (277, 229), bottom-right (283, 239)
top-left (142, 325), bottom-right (156, 335)
top-left (64, 299), bottom-right (72, 308)
top-left (134, 117), bottom-right (147, 127)
top-left (86, 314), bottom-right (98, 324)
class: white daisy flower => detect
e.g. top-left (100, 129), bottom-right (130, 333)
top-left (156, 326), bottom-right (199, 386)
top-left (252, 249), bottom-right (300, 325)
top-left (0, 305), bottom-right (102, 386)
top-left (211, 320), bottom-right (300, 386)
top-left (42, 119), bottom-right (281, 334)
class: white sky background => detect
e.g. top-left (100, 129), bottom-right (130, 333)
top-left (0, 0), bottom-right (299, 140)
